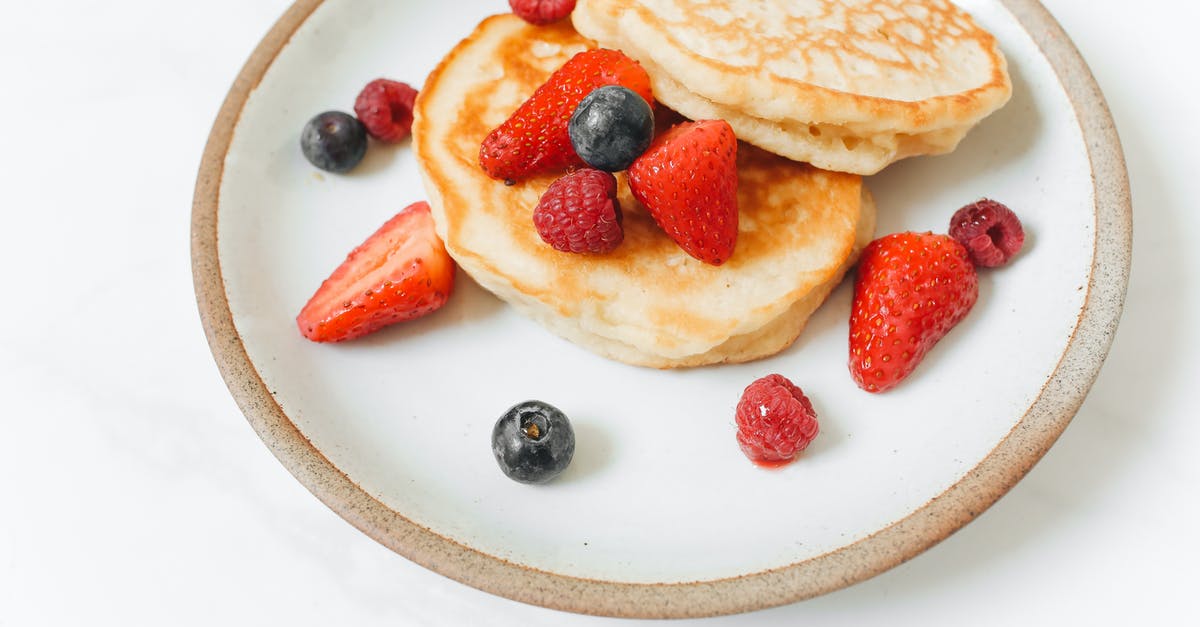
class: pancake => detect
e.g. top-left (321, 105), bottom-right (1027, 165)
top-left (412, 15), bottom-right (875, 368)
top-left (572, 0), bottom-right (1011, 174)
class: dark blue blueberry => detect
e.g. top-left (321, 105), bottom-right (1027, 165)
top-left (300, 111), bottom-right (368, 173)
top-left (568, 85), bottom-right (654, 172)
top-left (492, 400), bottom-right (575, 484)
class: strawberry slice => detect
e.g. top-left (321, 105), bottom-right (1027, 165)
top-left (848, 231), bottom-right (979, 392)
top-left (479, 48), bottom-right (652, 181)
top-left (297, 201), bottom-right (455, 342)
top-left (627, 119), bottom-right (739, 265)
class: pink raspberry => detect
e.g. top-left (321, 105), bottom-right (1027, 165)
top-left (532, 169), bottom-right (623, 254)
top-left (509, 0), bottom-right (577, 25)
top-left (949, 199), bottom-right (1025, 267)
top-left (735, 374), bottom-right (819, 467)
top-left (353, 79), bottom-right (418, 143)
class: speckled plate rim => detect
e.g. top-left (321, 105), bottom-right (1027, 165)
top-left (191, 0), bottom-right (1131, 618)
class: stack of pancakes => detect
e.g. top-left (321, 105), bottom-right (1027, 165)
top-left (412, 2), bottom-right (1010, 368)
top-left (573, 0), bottom-right (1011, 175)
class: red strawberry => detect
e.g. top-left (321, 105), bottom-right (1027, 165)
top-left (479, 48), bottom-right (652, 181)
top-left (297, 201), bottom-right (455, 342)
top-left (849, 232), bottom-right (978, 393)
top-left (627, 120), bottom-right (738, 265)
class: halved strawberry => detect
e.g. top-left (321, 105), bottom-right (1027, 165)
top-left (479, 48), bottom-right (652, 181)
top-left (849, 232), bottom-right (979, 392)
top-left (627, 119), bottom-right (739, 265)
top-left (297, 201), bottom-right (455, 342)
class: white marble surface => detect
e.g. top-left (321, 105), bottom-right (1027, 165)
top-left (1, 1), bottom-right (1196, 624)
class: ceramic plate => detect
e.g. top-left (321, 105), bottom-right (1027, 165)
top-left (192, 0), bottom-right (1130, 618)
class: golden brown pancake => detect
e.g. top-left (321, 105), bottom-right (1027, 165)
top-left (412, 15), bottom-right (875, 368)
top-left (573, 0), bottom-right (1011, 174)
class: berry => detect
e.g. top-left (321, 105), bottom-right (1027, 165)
top-left (479, 48), bottom-right (653, 181)
top-left (300, 111), bottom-right (368, 173)
top-left (949, 198), bottom-right (1026, 267)
top-left (353, 79), bottom-right (418, 143)
top-left (509, 0), bottom-right (577, 25)
top-left (569, 85), bottom-right (654, 172)
top-left (849, 232), bottom-right (979, 393)
top-left (532, 169), bottom-right (623, 254)
top-left (627, 120), bottom-right (739, 265)
top-left (735, 374), bottom-right (819, 467)
top-left (492, 400), bottom-right (575, 484)
top-left (297, 201), bottom-right (456, 342)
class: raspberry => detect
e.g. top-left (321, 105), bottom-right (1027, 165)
top-left (509, 0), bottom-right (577, 25)
top-left (353, 79), bottom-right (418, 143)
top-left (532, 169), bottom-right (623, 254)
top-left (948, 199), bottom-right (1025, 267)
top-left (734, 374), bottom-right (819, 467)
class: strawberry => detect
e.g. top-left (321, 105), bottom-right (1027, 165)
top-left (627, 120), bottom-right (738, 265)
top-left (297, 201), bottom-right (455, 342)
top-left (479, 48), bottom-right (652, 181)
top-left (848, 232), bottom-right (978, 393)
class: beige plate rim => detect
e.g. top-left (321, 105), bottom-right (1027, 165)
top-left (191, 0), bottom-right (1132, 618)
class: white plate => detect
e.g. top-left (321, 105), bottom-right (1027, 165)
top-left (193, 0), bottom-right (1130, 617)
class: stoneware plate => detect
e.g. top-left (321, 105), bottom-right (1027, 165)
top-left (192, 0), bottom-right (1131, 618)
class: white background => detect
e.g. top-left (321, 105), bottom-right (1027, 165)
top-left (1, 1), bottom-right (1196, 625)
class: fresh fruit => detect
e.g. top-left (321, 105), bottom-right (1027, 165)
top-left (492, 400), bottom-right (575, 484)
top-left (532, 168), bottom-right (623, 254)
top-left (849, 232), bottom-right (979, 393)
top-left (479, 48), bottom-right (653, 181)
top-left (949, 198), bottom-right (1025, 267)
top-left (354, 78), bottom-right (419, 143)
top-left (300, 111), bottom-right (368, 173)
top-left (509, 0), bottom-right (577, 25)
top-left (297, 201), bottom-right (455, 342)
top-left (627, 119), bottom-right (739, 265)
top-left (568, 85), bottom-right (655, 172)
top-left (735, 374), bottom-right (819, 468)
top-left (301, 111), bottom-right (369, 173)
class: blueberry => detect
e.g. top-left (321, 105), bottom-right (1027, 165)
top-left (491, 400), bottom-right (575, 484)
top-left (300, 111), bottom-right (368, 173)
top-left (568, 85), bottom-right (654, 172)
